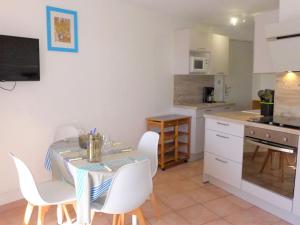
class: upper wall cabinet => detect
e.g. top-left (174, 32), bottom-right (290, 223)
top-left (210, 34), bottom-right (229, 76)
top-left (253, 10), bottom-right (279, 74)
top-left (174, 28), bottom-right (229, 75)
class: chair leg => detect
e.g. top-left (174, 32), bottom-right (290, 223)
top-left (119, 214), bottom-right (125, 225)
top-left (134, 208), bottom-right (147, 225)
top-left (112, 214), bottom-right (119, 225)
top-left (62, 204), bottom-right (72, 224)
top-left (23, 202), bottom-right (34, 225)
top-left (150, 192), bottom-right (160, 219)
top-left (72, 202), bottom-right (77, 213)
top-left (57, 204), bottom-right (64, 224)
top-left (37, 206), bottom-right (50, 225)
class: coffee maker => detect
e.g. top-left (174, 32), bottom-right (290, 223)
top-left (203, 87), bottom-right (215, 103)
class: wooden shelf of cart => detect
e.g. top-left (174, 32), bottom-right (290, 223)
top-left (146, 114), bottom-right (191, 170)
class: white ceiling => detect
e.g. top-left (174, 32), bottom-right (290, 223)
top-left (123, 0), bottom-right (279, 29)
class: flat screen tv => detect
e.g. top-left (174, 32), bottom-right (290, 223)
top-left (0, 35), bottom-right (40, 81)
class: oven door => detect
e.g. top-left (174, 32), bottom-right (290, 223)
top-left (243, 137), bottom-right (297, 198)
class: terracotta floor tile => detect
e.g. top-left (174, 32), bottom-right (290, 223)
top-left (148, 212), bottom-right (190, 225)
top-left (188, 175), bottom-right (207, 186)
top-left (223, 195), bottom-right (253, 209)
top-left (203, 197), bottom-right (245, 217)
top-left (176, 204), bottom-right (220, 225)
top-left (203, 219), bottom-right (233, 225)
top-left (141, 197), bottom-right (171, 219)
top-left (273, 220), bottom-right (293, 225)
top-left (185, 187), bottom-right (220, 203)
top-left (224, 207), bottom-right (281, 225)
top-left (203, 185), bottom-right (231, 197)
top-left (159, 192), bottom-right (196, 210)
top-left (172, 179), bottom-right (199, 192)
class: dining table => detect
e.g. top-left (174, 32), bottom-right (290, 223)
top-left (44, 137), bottom-right (149, 224)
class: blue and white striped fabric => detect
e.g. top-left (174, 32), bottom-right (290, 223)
top-left (76, 168), bottom-right (88, 201)
top-left (90, 178), bottom-right (112, 202)
top-left (44, 149), bottom-right (52, 171)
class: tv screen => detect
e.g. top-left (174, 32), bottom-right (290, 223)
top-left (0, 35), bottom-right (40, 81)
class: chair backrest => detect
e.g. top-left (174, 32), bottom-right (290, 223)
top-left (101, 160), bottom-right (153, 214)
top-left (54, 124), bottom-right (80, 142)
top-left (9, 153), bottom-right (45, 205)
top-left (137, 131), bottom-right (159, 177)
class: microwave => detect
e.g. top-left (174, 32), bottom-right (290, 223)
top-left (190, 56), bottom-right (209, 74)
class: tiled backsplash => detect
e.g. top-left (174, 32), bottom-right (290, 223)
top-left (274, 72), bottom-right (300, 117)
top-left (174, 75), bottom-right (214, 105)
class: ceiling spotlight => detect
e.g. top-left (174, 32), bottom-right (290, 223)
top-left (242, 19), bottom-right (246, 23)
top-left (230, 17), bottom-right (239, 26)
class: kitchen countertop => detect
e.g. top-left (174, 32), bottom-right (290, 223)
top-left (204, 111), bottom-right (300, 135)
top-left (173, 102), bottom-right (235, 110)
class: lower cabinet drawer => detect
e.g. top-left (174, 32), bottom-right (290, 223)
top-left (204, 152), bottom-right (242, 188)
top-left (205, 129), bottom-right (243, 163)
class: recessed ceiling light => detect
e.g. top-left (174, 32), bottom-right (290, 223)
top-left (230, 17), bottom-right (239, 26)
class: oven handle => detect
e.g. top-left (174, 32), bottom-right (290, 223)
top-left (245, 138), bottom-right (295, 154)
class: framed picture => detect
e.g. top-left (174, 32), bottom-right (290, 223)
top-left (46, 6), bottom-right (78, 52)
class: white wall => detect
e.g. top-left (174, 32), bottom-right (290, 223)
top-left (224, 40), bottom-right (253, 110)
top-left (0, 0), bottom-right (174, 205)
top-left (252, 74), bottom-right (277, 100)
top-left (280, 0), bottom-right (300, 21)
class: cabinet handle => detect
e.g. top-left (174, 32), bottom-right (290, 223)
top-left (215, 157), bottom-right (228, 164)
top-left (216, 122), bottom-right (229, 126)
top-left (205, 109), bottom-right (212, 112)
top-left (216, 134), bottom-right (229, 139)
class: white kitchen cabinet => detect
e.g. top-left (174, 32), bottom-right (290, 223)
top-left (204, 118), bottom-right (244, 187)
top-left (204, 152), bottom-right (242, 188)
top-left (206, 118), bottom-right (244, 137)
top-left (205, 129), bottom-right (243, 163)
top-left (210, 34), bottom-right (229, 75)
top-left (174, 28), bottom-right (229, 75)
top-left (253, 10), bottom-right (279, 74)
top-left (190, 30), bottom-right (212, 52)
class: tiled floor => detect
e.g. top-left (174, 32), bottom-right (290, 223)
top-left (0, 160), bottom-right (292, 225)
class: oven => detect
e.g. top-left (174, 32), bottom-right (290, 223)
top-left (243, 126), bottom-right (298, 199)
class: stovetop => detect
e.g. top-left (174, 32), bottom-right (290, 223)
top-left (248, 116), bottom-right (300, 130)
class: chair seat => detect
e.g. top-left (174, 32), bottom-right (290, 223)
top-left (37, 180), bottom-right (76, 205)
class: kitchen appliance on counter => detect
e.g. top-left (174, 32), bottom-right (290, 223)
top-left (243, 125), bottom-right (298, 198)
top-left (203, 87), bottom-right (215, 103)
top-left (258, 89), bottom-right (275, 117)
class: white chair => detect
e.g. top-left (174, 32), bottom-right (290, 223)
top-left (137, 131), bottom-right (160, 219)
top-left (54, 124), bottom-right (80, 142)
top-left (10, 153), bottom-right (76, 225)
top-left (91, 160), bottom-right (152, 225)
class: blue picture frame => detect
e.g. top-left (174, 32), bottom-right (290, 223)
top-left (46, 6), bottom-right (78, 52)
